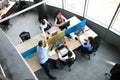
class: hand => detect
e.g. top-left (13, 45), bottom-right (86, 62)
top-left (55, 49), bottom-right (60, 53)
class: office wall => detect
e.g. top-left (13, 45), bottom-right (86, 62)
top-left (46, 5), bottom-right (120, 52)
top-left (0, 29), bottom-right (38, 80)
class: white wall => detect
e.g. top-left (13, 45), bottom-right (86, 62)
top-left (0, 28), bottom-right (38, 80)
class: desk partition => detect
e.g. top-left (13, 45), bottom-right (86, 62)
top-left (65, 19), bottom-right (86, 35)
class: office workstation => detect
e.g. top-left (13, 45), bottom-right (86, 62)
top-left (16, 16), bottom-right (97, 72)
top-left (0, 1), bottom-right (120, 80)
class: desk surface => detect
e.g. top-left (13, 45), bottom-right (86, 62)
top-left (0, 1), bottom-right (16, 20)
top-left (16, 16), bottom-right (97, 72)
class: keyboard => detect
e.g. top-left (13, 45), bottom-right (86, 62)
top-left (57, 45), bottom-right (64, 50)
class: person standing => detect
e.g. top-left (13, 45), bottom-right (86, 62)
top-left (37, 38), bottom-right (58, 80)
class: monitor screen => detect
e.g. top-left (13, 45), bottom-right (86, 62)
top-left (59, 20), bottom-right (70, 30)
top-left (52, 37), bottom-right (64, 48)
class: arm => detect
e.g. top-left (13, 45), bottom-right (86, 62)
top-left (62, 15), bottom-right (67, 21)
top-left (56, 49), bottom-right (68, 61)
top-left (54, 18), bottom-right (57, 25)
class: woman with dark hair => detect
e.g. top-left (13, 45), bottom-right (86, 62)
top-left (79, 36), bottom-right (95, 52)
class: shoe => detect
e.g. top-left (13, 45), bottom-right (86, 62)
top-left (54, 66), bottom-right (59, 69)
top-left (50, 77), bottom-right (57, 80)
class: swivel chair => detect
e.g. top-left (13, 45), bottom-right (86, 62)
top-left (17, 1), bottom-right (26, 11)
top-left (19, 31), bottom-right (31, 42)
top-left (105, 63), bottom-right (120, 80)
top-left (80, 36), bottom-right (101, 60)
top-left (60, 58), bottom-right (75, 71)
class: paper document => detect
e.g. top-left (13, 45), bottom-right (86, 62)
top-left (48, 50), bottom-right (56, 56)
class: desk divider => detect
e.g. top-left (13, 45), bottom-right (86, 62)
top-left (47, 31), bottom-right (65, 44)
top-left (65, 19), bottom-right (86, 35)
top-left (21, 46), bottom-right (37, 58)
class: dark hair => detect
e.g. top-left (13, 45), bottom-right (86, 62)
top-left (38, 40), bottom-right (43, 47)
top-left (88, 36), bottom-right (94, 46)
top-left (67, 51), bottom-right (72, 57)
top-left (55, 11), bottom-right (62, 18)
top-left (41, 19), bottom-right (45, 25)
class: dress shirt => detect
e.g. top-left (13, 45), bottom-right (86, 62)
top-left (37, 45), bottom-right (49, 64)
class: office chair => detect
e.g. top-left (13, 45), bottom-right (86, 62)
top-left (60, 58), bottom-right (75, 71)
top-left (17, 1), bottom-right (26, 11)
top-left (0, 20), bottom-right (12, 29)
top-left (105, 63), bottom-right (120, 80)
top-left (80, 36), bottom-right (101, 60)
top-left (19, 31), bottom-right (31, 42)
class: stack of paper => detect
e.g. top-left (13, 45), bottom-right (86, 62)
top-left (48, 50), bottom-right (56, 56)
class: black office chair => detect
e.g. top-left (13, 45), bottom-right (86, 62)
top-left (19, 31), bottom-right (31, 42)
top-left (17, 1), bottom-right (26, 11)
top-left (59, 58), bottom-right (75, 71)
top-left (105, 63), bottom-right (120, 80)
top-left (80, 36), bottom-right (101, 60)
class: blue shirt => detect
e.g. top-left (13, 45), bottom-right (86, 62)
top-left (82, 41), bottom-right (93, 51)
top-left (37, 45), bottom-right (49, 64)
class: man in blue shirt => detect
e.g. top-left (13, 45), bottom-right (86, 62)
top-left (37, 39), bottom-right (58, 80)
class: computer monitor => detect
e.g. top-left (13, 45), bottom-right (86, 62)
top-left (52, 37), bottom-right (64, 48)
top-left (59, 20), bottom-right (70, 30)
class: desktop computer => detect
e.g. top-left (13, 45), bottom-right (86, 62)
top-left (59, 20), bottom-right (70, 30)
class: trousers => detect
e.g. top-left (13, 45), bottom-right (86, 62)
top-left (40, 58), bottom-right (57, 78)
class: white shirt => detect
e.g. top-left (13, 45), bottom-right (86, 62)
top-left (37, 45), bottom-right (49, 64)
top-left (39, 19), bottom-right (48, 36)
top-left (58, 49), bottom-right (76, 61)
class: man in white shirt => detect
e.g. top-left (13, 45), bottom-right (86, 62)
top-left (37, 39), bottom-right (58, 80)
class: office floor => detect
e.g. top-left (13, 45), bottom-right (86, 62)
top-left (2, 11), bottom-right (120, 80)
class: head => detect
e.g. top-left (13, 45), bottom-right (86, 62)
top-left (41, 19), bottom-right (46, 25)
top-left (88, 36), bottom-right (94, 45)
top-left (38, 40), bottom-right (43, 47)
top-left (67, 51), bottom-right (72, 57)
top-left (56, 11), bottom-right (62, 18)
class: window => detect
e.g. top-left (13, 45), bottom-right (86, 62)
top-left (46, 0), bottom-right (62, 8)
top-left (110, 7), bottom-right (120, 35)
top-left (64, 0), bottom-right (85, 16)
top-left (86, 0), bottom-right (119, 28)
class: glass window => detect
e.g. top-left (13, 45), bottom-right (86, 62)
top-left (64, 0), bottom-right (85, 16)
top-left (46, 0), bottom-right (62, 8)
top-left (86, 0), bottom-right (119, 27)
top-left (110, 8), bottom-right (120, 35)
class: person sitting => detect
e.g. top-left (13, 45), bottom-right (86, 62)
top-left (39, 19), bottom-right (51, 38)
top-left (54, 11), bottom-right (67, 26)
top-left (37, 37), bottom-right (58, 80)
top-left (78, 36), bottom-right (95, 53)
top-left (55, 45), bottom-right (76, 62)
